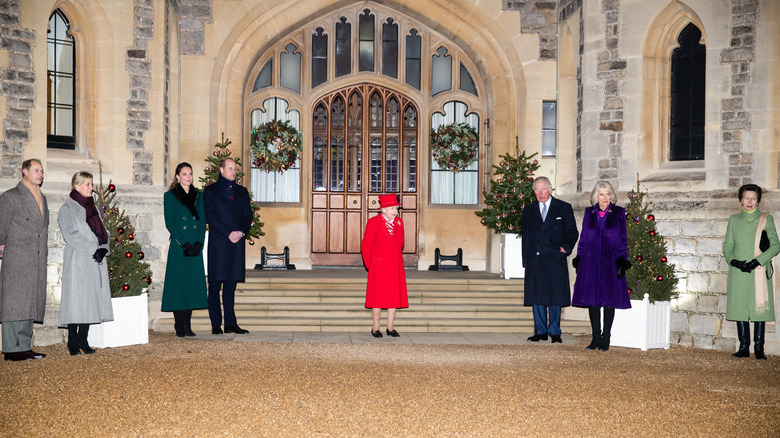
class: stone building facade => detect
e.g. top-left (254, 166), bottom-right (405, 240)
top-left (0, 0), bottom-right (777, 353)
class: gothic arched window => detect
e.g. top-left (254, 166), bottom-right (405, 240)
top-left (47, 9), bottom-right (76, 150)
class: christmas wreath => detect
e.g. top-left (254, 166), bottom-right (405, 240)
top-left (250, 120), bottom-right (303, 173)
top-left (430, 122), bottom-right (479, 172)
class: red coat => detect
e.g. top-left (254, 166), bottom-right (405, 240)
top-left (361, 214), bottom-right (408, 309)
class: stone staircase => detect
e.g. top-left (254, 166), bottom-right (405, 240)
top-left (154, 271), bottom-right (590, 334)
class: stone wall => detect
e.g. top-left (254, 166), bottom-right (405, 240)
top-left (503, 0), bottom-right (558, 59)
top-left (127, 0), bottom-right (155, 185)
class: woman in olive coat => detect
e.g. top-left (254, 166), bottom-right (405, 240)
top-left (723, 184), bottom-right (780, 360)
top-left (58, 171), bottom-right (113, 355)
top-left (162, 163), bottom-right (208, 337)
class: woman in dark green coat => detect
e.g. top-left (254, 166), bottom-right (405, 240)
top-left (723, 184), bottom-right (779, 360)
top-left (162, 162), bottom-right (208, 336)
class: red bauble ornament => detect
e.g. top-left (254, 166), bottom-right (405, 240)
top-left (122, 283), bottom-right (130, 291)
top-left (118, 227), bottom-right (124, 234)
top-left (656, 275), bottom-right (663, 281)
top-left (636, 255), bottom-right (643, 261)
top-left (128, 233), bottom-right (134, 240)
top-left (661, 256), bottom-right (668, 263)
top-left (647, 214), bottom-right (655, 221)
top-left (628, 288), bottom-right (632, 293)
top-left (145, 277), bottom-right (152, 285)
top-left (138, 251), bottom-right (145, 260)
top-left (248, 240), bottom-right (255, 246)
top-left (108, 184), bottom-right (116, 192)
top-left (649, 230), bottom-right (656, 236)
top-left (125, 251), bottom-right (132, 258)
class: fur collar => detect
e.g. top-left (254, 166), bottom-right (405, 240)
top-left (170, 184), bottom-right (200, 220)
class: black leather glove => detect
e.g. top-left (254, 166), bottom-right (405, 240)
top-left (730, 259), bottom-right (747, 272)
top-left (572, 255), bottom-right (580, 273)
top-left (193, 241), bottom-right (203, 253)
top-left (182, 242), bottom-right (196, 257)
top-left (93, 248), bottom-right (108, 263)
top-left (744, 259), bottom-right (760, 272)
top-left (616, 257), bottom-right (632, 279)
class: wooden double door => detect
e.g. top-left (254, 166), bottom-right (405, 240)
top-left (311, 84), bottom-right (419, 266)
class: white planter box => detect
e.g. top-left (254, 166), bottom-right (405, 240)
top-left (88, 293), bottom-right (149, 348)
top-left (499, 233), bottom-right (524, 279)
top-left (610, 294), bottom-right (671, 351)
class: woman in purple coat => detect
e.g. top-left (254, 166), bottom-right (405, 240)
top-left (572, 181), bottom-right (631, 351)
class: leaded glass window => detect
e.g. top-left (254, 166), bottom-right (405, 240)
top-left (47, 9), bottom-right (75, 149)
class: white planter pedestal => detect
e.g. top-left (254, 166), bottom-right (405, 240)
top-left (610, 293), bottom-right (671, 351)
top-left (499, 233), bottom-right (524, 279)
top-left (88, 293), bottom-right (149, 348)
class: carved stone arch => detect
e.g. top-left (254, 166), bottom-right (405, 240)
top-left (640, 2), bottom-right (707, 172)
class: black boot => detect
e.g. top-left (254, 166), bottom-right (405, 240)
top-left (78, 324), bottom-right (96, 354)
top-left (184, 310), bottom-right (196, 337)
top-left (754, 322), bottom-right (767, 360)
top-left (732, 321), bottom-right (750, 357)
top-left (599, 307), bottom-right (615, 351)
top-left (67, 324), bottom-right (81, 355)
top-left (173, 311), bottom-right (186, 337)
top-left (586, 307), bottom-right (601, 350)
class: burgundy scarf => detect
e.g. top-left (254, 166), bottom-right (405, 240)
top-left (70, 190), bottom-right (109, 245)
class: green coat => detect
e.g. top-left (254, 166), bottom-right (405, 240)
top-left (162, 187), bottom-right (208, 312)
top-left (723, 208), bottom-right (780, 322)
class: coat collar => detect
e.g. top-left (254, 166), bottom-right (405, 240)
top-left (16, 180), bottom-right (46, 227)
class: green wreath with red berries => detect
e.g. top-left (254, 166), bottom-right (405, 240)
top-left (250, 120), bottom-right (303, 173)
top-left (430, 122), bottom-right (479, 172)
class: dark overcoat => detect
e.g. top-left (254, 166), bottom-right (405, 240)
top-left (0, 181), bottom-right (49, 323)
top-left (204, 180), bottom-right (252, 282)
top-left (361, 214), bottom-right (408, 309)
top-left (571, 204), bottom-right (631, 309)
top-left (162, 188), bottom-right (208, 312)
top-left (57, 198), bottom-right (113, 325)
top-left (521, 197), bottom-right (579, 306)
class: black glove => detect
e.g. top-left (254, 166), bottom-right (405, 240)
top-left (616, 257), bottom-right (632, 279)
top-left (730, 259), bottom-right (748, 272)
top-left (572, 255), bottom-right (580, 273)
top-left (193, 241), bottom-right (203, 253)
top-left (93, 248), bottom-right (108, 263)
top-left (182, 242), bottom-right (196, 257)
top-left (744, 259), bottom-right (760, 272)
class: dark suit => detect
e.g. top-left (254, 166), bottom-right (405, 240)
top-left (522, 196), bottom-right (579, 336)
top-left (204, 177), bottom-right (252, 328)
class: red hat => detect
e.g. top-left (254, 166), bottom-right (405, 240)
top-left (378, 194), bottom-right (401, 209)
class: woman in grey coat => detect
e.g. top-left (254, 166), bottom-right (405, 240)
top-left (58, 171), bottom-right (113, 355)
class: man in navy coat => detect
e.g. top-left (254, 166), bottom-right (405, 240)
top-left (204, 158), bottom-right (253, 334)
top-left (521, 176), bottom-right (579, 343)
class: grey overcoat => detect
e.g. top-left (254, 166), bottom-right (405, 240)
top-left (0, 181), bottom-right (49, 323)
top-left (57, 198), bottom-right (113, 325)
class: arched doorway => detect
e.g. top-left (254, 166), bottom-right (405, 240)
top-left (310, 83), bottom-right (419, 266)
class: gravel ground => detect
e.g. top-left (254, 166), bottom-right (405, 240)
top-left (1, 332), bottom-right (778, 437)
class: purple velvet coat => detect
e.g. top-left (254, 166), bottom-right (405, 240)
top-left (571, 204), bottom-right (631, 309)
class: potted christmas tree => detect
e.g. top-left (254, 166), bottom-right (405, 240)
top-left (87, 164), bottom-right (153, 348)
top-left (475, 140), bottom-right (540, 278)
top-left (610, 176), bottom-right (679, 350)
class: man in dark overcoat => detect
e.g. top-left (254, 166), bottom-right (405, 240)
top-left (204, 157), bottom-right (253, 335)
top-left (521, 176), bottom-right (579, 343)
top-left (0, 159), bottom-right (49, 361)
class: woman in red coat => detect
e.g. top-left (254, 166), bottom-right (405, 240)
top-left (362, 194), bottom-right (408, 338)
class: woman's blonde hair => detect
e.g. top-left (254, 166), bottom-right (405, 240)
top-left (590, 180), bottom-right (616, 206)
top-left (71, 171), bottom-right (93, 190)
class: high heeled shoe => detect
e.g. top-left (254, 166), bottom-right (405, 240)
top-left (386, 329), bottom-right (400, 337)
top-left (371, 329), bottom-right (383, 338)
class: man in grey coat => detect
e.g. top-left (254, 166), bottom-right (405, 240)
top-left (0, 159), bottom-right (49, 361)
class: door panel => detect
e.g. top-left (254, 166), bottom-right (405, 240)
top-left (311, 84), bottom-right (419, 266)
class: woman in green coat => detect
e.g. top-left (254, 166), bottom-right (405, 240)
top-left (723, 184), bottom-right (779, 360)
top-left (162, 162), bottom-right (208, 337)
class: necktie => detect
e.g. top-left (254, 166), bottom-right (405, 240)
top-left (541, 203), bottom-right (547, 222)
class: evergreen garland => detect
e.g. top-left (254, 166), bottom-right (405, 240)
top-left (94, 165), bottom-right (153, 298)
top-left (200, 133), bottom-right (265, 244)
top-left (475, 148), bottom-right (540, 234)
top-left (625, 176), bottom-right (679, 302)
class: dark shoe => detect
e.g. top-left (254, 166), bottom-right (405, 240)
top-left (212, 326), bottom-right (223, 335)
top-left (80, 345), bottom-right (96, 355)
top-left (754, 321), bottom-right (767, 360)
top-left (598, 336), bottom-right (611, 351)
top-left (585, 336), bottom-right (600, 350)
top-left (4, 351), bottom-right (30, 361)
top-left (26, 350), bottom-right (46, 359)
top-left (67, 325), bottom-right (80, 355)
top-left (386, 329), bottom-right (400, 337)
top-left (550, 335), bottom-right (562, 343)
top-left (371, 329), bottom-right (383, 338)
top-left (186, 330), bottom-right (196, 337)
top-left (527, 334), bottom-right (548, 342)
top-left (77, 324), bottom-right (95, 354)
top-left (224, 325), bottom-right (249, 334)
top-left (733, 321), bottom-right (750, 358)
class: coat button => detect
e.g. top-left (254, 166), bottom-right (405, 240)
top-left (183, 226), bottom-right (187, 230)
top-left (193, 225), bottom-right (197, 229)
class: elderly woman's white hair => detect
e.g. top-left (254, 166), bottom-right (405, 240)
top-left (590, 180), bottom-right (616, 206)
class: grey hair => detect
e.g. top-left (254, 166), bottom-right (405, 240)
top-left (590, 180), bottom-right (616, 206)
top-left (533, 176), bottom-right (552, 191)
